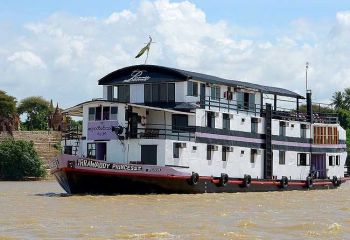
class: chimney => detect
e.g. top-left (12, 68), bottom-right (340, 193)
top-left (306, 90), bottom-right (313, 123)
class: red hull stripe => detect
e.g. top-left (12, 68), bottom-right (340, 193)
top-left (55, 167), bottom-right (342, 187)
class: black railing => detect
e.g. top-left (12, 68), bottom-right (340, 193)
top-left (204, 96), bottom-right (261, 116)
top-left (133, 124), bottom-right (195, 141)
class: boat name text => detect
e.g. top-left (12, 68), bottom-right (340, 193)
top-left (76, 159), bottom-right (142, 171)
top-left (123, 70), bottom-right (151, 83)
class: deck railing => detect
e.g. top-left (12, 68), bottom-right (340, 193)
top-left (132, 124), bottom-right (195, 141)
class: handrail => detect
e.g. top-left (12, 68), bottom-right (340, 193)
top-left (132, 125), bottom-right (195, 141)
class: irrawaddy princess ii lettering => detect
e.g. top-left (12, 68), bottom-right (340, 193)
top-left (50, 64), bottom-right (349, 194)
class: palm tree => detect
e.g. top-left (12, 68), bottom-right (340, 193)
top-left (331, 91), bottom-right (344, 110)
top-left (343, 88), bottom-right (350, 109)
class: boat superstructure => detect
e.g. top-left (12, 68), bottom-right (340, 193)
top-left (51, 65), bottom-right (348, 194)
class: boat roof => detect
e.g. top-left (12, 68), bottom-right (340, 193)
top-left (98, 65), bottom-right (304, 99)
top-left (63, 100), bottom-right (195, 117)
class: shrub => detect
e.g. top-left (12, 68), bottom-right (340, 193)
top-left (0, 139), bottom-right (46, 180)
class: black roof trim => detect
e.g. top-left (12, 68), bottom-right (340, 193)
top-left (98, 65), bottom-right (304, 99)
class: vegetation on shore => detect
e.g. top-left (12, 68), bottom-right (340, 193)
top-left (0, 139), bottom-right (46, 180)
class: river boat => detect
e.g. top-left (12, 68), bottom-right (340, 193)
top-left (50, 65), bottom-right (349, 194)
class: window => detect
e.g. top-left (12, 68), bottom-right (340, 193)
top-left (173, 143), bottom-right (180, 158)
top-left (300, 124), bottom-right (307, 138)
top-left (95, 106), bottom-right (102, 121)
top-left (297, 153), bottom-right (309, 166)
top-left (237, 92), bottom-right (256, 111)
top-left (111, 107), bottom-right (118, 120)
top-left (160, 83), bottom-right (168, 102)
top-left (251, 118), bottom-right (258, 133)
top-left (250, 149), bottom-right (256, 163)
top-left (113, 86), bottom-right (118, 100)
top-left (144, 83), bottom-right (175, 103)
top-left (103, 107), bottom-right (110, 120)
top-left (88, 107), bottom-right (95, 121)
top-left (187, 81), bottom-right (198, 96)
top-left (329, 156), bottom-right (335, 166)
top-left (207, 111), bottom-right (215, 128)
top-left (211, 86), bottom-right (220, 100)
top-left (172, 114), bottom-right (188, 131)
top-left (117, 85), bottom-right (130, 102)
top-left (279, 151), bottom-right (286, 165)
top-left (107, 86), bottom-right (113, 101)
top-left (222, 146), bottom-right (227, 161)
top-left (152, 84), bottom-right (159, 102)
top-left (87, 143), bottom-right (96, 159)
top-left (279, 122), bottom-right (286, 136)
top-left (336, 155), bottom-right (340, 166)
top-left (207, 145), bottom-right (212, 160)
top-left (223, 113), bottom-right (230, 130)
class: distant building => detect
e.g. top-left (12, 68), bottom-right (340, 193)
top-left (48, 103), bottom-right (67, 131)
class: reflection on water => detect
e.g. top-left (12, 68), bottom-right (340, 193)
top-left (0, 180), bottom-right (349, 239)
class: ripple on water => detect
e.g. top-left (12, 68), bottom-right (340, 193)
top-left (114, 232), bottom-right (173, 239)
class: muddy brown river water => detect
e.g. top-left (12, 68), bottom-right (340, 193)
top-left (0, 180), bottom-right (349, 239)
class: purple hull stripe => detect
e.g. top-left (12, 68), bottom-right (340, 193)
top-left (195, 132), bottom-right (346, 149)
top-left (195, 132), bottom-right (264, 144)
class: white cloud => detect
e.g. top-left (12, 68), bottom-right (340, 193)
top-left (7, 51), bottom-right (46, 69)
top-left (0, 0), bottom-right (350, 108)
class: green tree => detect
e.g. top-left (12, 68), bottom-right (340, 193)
top-left (0, 139), bottom-right (46, 180)
top-left (17, 96), bottom-right (50, 130)
top-left (331, 91), bottom-right (344, 110)
top-left (0, 90), bottom-right (16, 118)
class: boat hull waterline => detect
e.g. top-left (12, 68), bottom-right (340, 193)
top-left (50, 155), bottom-right (347, 194)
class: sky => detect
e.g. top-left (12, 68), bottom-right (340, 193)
top-left (1, 0), bottom-right (350, 108)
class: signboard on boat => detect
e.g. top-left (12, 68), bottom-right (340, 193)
top-left (87, 120), bottom-right (119, 140)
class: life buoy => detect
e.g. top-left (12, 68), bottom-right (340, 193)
top-left (332, 176), bottom-right (341, 187)
top-left (243, 174), bottom-right (252, 188)
top-left (188, 172), bottom-right (199, 185)
top-left (219, 173), bottom-right (229, 187)
top-left (306, 176), bottom-right (313, 189)
top-left (280, 176), bottom-right (289, 189)
top-left (141, 116), bottom-right (146, 126)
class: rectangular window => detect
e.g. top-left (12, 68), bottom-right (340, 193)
top-left (87, 143), bottom-right (96, 159)
top-left (118, 85), bottom-right (130, 102)
top-left (336, 155), bottom-right (340, 166)
top-left (172, 114), bottom-right (188, 132)
top-left (279, 122), bottom-right (286, 136)
top-left (300, 125), bottom-right (307, 138)
top-left (329, 156), bottom-right (335, 166)
top-left (173, 143), bottom-right (180, 158)
top-left (251, 118), bottom-right (258, 133)
top-left (168, 83), bottom-right (175, 102)
top-left (103, 107), bottom-right (110, 120)
top-left (95, 106), bottom-right (102, 121)
top-left (144, 84), bottom-right (152, 103)
top-left (222, 146), bottom-right (227, 161)
top-left (160, 83), bottom-right (168, 102)
top-left (88, 107), bottom-right (95, 121)
top-left (110, 107), bottom-right (118, 120)
top-left (222, 113), bottom-right (230, 130)
top-left (279, 151), bottom-right (286, 165)
top-left (207, 111), bottom-right (215, 128)
top-left (207, 145), bottom-right (212, 160)
top-left (107, 86), bottom-right (113, 101)
top-left (187, 81), bottom-right (198, 96)
top-left (297, 153), bottom-right (309, 166)
top-left (211, 86), bottom-right (220, 100)
top-left (152, 84), bottom-right (159, 102)
top-left (250, 149), bottom-right (256, 163)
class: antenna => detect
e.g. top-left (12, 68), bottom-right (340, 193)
top-left (305, 61), bottom-right (309, 93)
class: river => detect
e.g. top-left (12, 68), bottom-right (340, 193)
top-left (0, 180), bottom-right (349, 239)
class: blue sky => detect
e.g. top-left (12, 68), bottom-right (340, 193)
top-left (1, 0), bottom-right (350, 107)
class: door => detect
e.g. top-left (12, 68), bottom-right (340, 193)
top-left (311, 154), bottom-right (326, 178)
top-left (200, 83), bottom-right (206, 107)
top-left (141, 145), bottom-right (157, 165)
top-left (129, 113), bottom-right (138, 138)
top-left (96, 142), bottom-right (107, 161)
